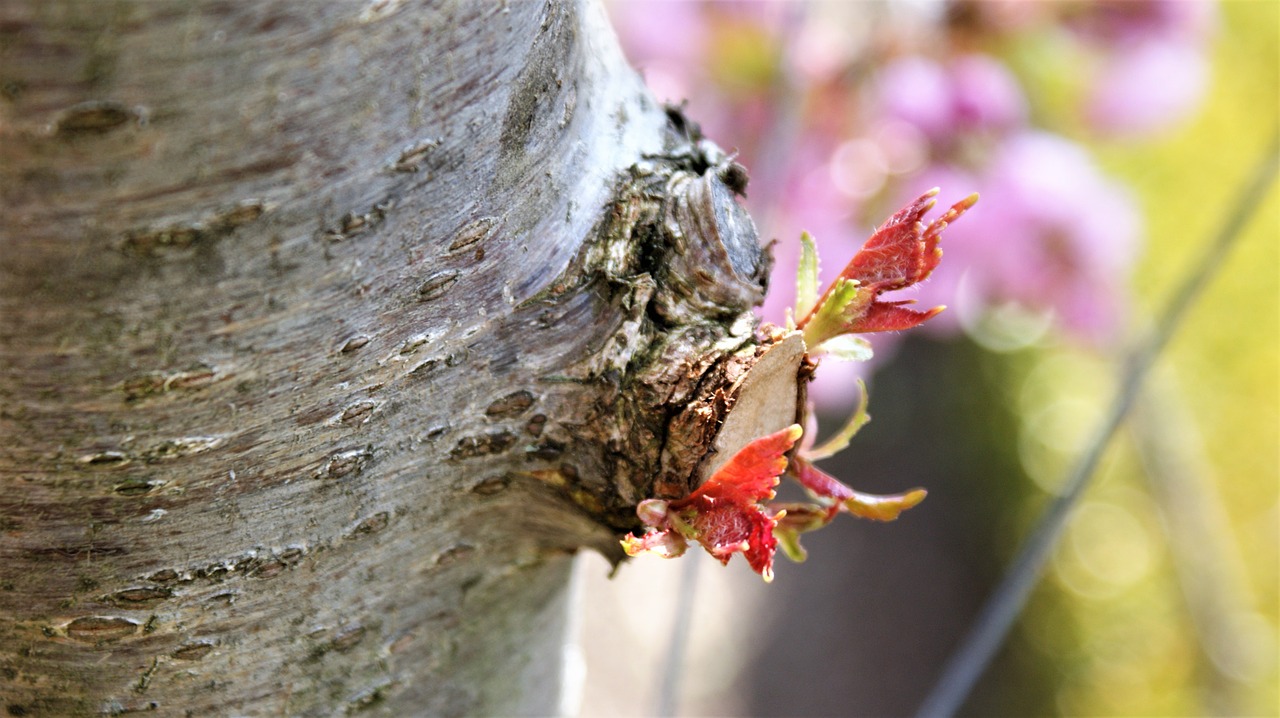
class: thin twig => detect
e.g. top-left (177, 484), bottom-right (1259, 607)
top-left (915, 139), bottom-right (1279, 718)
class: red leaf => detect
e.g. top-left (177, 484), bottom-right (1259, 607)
top-left (797, 190), bottom-right (977, 336)
top-left (792, 456), bottom-right (857, 502)
top-left (742, 507), bottom-right (782, 580)
top-left (677, 424), bottom-right (802, 511)
top-left (688, 503), bottom-right (782, 581)
top-left (792, 458), bottom-right (927, 522)
top-left (621, 426), bottom-right (802, 581)
top-left (845, 301), bottom-right (945, 333)
top-left (844, 189), bottom-right (945, 291)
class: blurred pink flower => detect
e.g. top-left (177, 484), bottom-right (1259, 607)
top-left (1066, 0), bottom-right (1216, 136)
top-left (875, 54), bottom-right (1027, 144)
top-left (1086, 38), bottom-right (1209, 135)
top-left (912, 132), bottom-right (1141, 344)
top-left (756, 135), bottom-right (861, 322)
top-left (607, 1), bottom-right (728, 140)
top-left (875, 57), bottom-right (955, 142)
top-left (1064, 0), bottom-right (1215, 46)
top-left (607, 1), bottom-right (707, 68)
top-left (950, 55), bottom-right (1028, 135)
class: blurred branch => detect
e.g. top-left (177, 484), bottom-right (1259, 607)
top-left (915, 138), bottom-right (1280, 718)
top-left (1132, 371), bottom-right (1263, 715)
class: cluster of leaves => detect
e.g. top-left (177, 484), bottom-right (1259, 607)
top-left (622, 189), bottom-right (977, 580)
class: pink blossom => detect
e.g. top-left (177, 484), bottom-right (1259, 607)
top-left (1064, 0), bottom-right (1215, 46)
top-left (758, 138), bottom-right (863, 326)
top-left (874, 54), bottom-right (1027, 144)
top-left (1064, 0), bottom-right (1216, 136)
top-left (875, 57), bottom-right (955, 142)
top-left (950, 54), bottom-right (1028, 135)
top-left (1086, 39), bottom-right (1209, 136)
top-left (607, 1), bottom-right (707, 71)
top-left (910, 132), bottom-right (1141, 344)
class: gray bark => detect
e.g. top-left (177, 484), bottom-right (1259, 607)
top-left (0, 1), bottom-right (798, 715)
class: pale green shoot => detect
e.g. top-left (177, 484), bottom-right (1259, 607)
top-left (795, 231), bottom-right (821, 321)
top-left (800, 278), bottom-right (874, 350)
top-left (815, 334), bottom-right (873, 363)
top-left (775, 527), bottom-right (808, 563)
top-left (805, 379), bottom-right (871, 461)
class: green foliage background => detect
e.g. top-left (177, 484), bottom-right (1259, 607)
top-left (1018, 2), bottom-right (1278, 713)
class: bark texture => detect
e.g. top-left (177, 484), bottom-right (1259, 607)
top-left (0, 1), bottom-right (799, 715)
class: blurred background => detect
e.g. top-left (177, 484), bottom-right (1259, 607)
top-left (576, 1), bottom-right (1277, 716)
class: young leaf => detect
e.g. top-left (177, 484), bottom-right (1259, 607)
top-left (619, 425), bottom-right (804, 582)
top-left (774, 524), bottom-right (808, 563)
top-left (801, 278), bottom-right (876, 349)
top-left (797, 190), bottom-right (978, 341)
top-left (771, 503), bottom-right (836, 563)
top-left (687, 503), bottom-right (784, 580)
top-left (804, 379), bottom-right (871, 461)
top-left (840, 487), bottom-right (927, 522)
top-left (850, 300), bottom-right (945, 334)
top-left (795, 231), bottom-right (821, 321)
top-left (792, 458), bottom-right (927, 522)
top-left (814, 334), bottom-right (874, 363)
top-left (690, 424), bottom-right (800, 503)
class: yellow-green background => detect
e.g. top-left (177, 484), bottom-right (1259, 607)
top-left (1019, 2), bottom-right (1278, 714)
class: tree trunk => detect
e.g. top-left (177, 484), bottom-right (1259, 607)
top-left (0, 1), bottom-right (800, 715)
